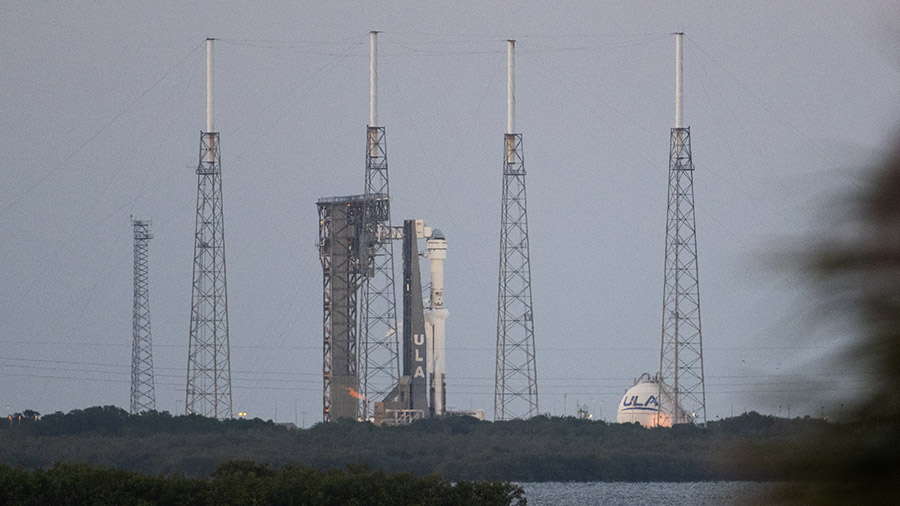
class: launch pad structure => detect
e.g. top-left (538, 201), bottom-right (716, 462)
top-left (317, 201), bottom-right (451, 424)
top-left (317, 32), bottom-right (454, 424)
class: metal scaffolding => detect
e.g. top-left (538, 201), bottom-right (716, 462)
top-left (318, 194), bottom-right (387, 422)
top-left (659, 126), bottom-right (707, 425)
top-left (185, 130), bottom-right (233, 419)
top-left (130, 218), bottom-right (155, 414)
top-left (360, 125), bottom-right (400, 419)
top-left (494, 132), bottom-right (539, 421)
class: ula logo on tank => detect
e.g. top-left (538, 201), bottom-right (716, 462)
top-left (622, 395), bottom-right (659, 408)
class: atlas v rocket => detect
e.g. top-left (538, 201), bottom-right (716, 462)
top-left (316, 205), bottom-right (450, 425)
top-left (369, 219), bottom-right (449, 423)
top-left (389, 219), bottom-right (448, 421)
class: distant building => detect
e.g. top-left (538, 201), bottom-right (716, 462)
top-left (617, 373), bottom-right (689, 427)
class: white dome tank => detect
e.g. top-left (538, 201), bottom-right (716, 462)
top-left (616, 373), bottom-right (687, 427)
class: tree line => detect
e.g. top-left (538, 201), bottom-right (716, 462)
top-left (0, 406), bottom-right (837, 482)
top-left (0, 460), bottom-right (524, 506)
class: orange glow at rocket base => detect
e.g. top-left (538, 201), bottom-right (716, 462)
top-left (346, 387), bottom-right (366, 401)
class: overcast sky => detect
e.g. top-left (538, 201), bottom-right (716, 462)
top-left (2, 2), bottom-right (900, 425)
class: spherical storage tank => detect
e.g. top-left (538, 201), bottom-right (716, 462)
top-left (616, 373), bottom-right (684, 427)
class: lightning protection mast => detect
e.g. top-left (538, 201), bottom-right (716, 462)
top-left (130, 218), bottom-right (156, 414)
top-left (659, 33), bottom-right (707, 425)
top-left (494, 40), bottom-right (539, 421)
top-left (360, 31), bottom-right (401, 420)
top-left (186, 38), bottom-right (233, 419)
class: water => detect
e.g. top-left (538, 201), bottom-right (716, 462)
top-left (518, 481), bottom-right (773, 505)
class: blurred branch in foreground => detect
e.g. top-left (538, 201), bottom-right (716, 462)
top-left (751, 136), bottom-right (900, 504)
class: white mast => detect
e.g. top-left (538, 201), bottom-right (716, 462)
top-left (370, 31), bottom-right (378, 127)
top-left (507, 40), bottom-right (515, 134)
top-left (506, 40), bottom-right (516, 164)
top-left (206, 38), bottom-right (215, 133)
top-left (205, 38), bottom-right (216, 164)
top-left (675, 32), bottom-right (683, 129)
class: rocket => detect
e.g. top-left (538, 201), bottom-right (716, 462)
top-left (397, 220), bottom-right (449, 420)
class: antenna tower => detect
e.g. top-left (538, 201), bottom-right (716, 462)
top-left (495, 40), bottom-right (539, 420)
top-left (360, 31), bottom-right (401, 419)
top-left (186, 38), bottom-right (233, 419)
top-left (659, 33), bottom-right (707, 424)
top-left (130, 218), bottom-right (155, 414)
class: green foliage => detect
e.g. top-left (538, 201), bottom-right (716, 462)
top-left (0, 406), bottom-right (840, 483)
top-left (4, 406), bottom-right (284, 438)
top-left (0, 461), bottom-right (524, 506)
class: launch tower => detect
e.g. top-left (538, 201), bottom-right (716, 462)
top-left (360, 31), bottom-right (401, 419)
top-left (494, 40), bottom-right (539, 420)
top-left (186, 38), bottom-right (233, 419)
top-left (130, 218), bottom-right (155, 414)
top-left (659, 33), bottom-right (707, 425)
top-left (317, 194), bottom-right (388, 421)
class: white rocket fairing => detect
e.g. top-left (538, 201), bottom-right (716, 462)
top-left (425, 230), bottom-right (448, 416)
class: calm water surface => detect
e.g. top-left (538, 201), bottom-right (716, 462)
top-left (518, 481), bottom-right (773, 506)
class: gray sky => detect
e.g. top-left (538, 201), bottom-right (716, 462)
top-left (2, 1), bottom-right (900, 425)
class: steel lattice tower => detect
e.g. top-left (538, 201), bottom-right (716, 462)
top-left (361, 126), bottom-right (400, 417)
top-left (130, 218), bottom-right (156, 414)
top-left (359, 31), bottom-right (400, 419)
top-left (495, 40), bottom-right (539, 421)
top-left (186, 38), bottom-right (233, 419)
top-left (659, 33), bottom-right (706, 425)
